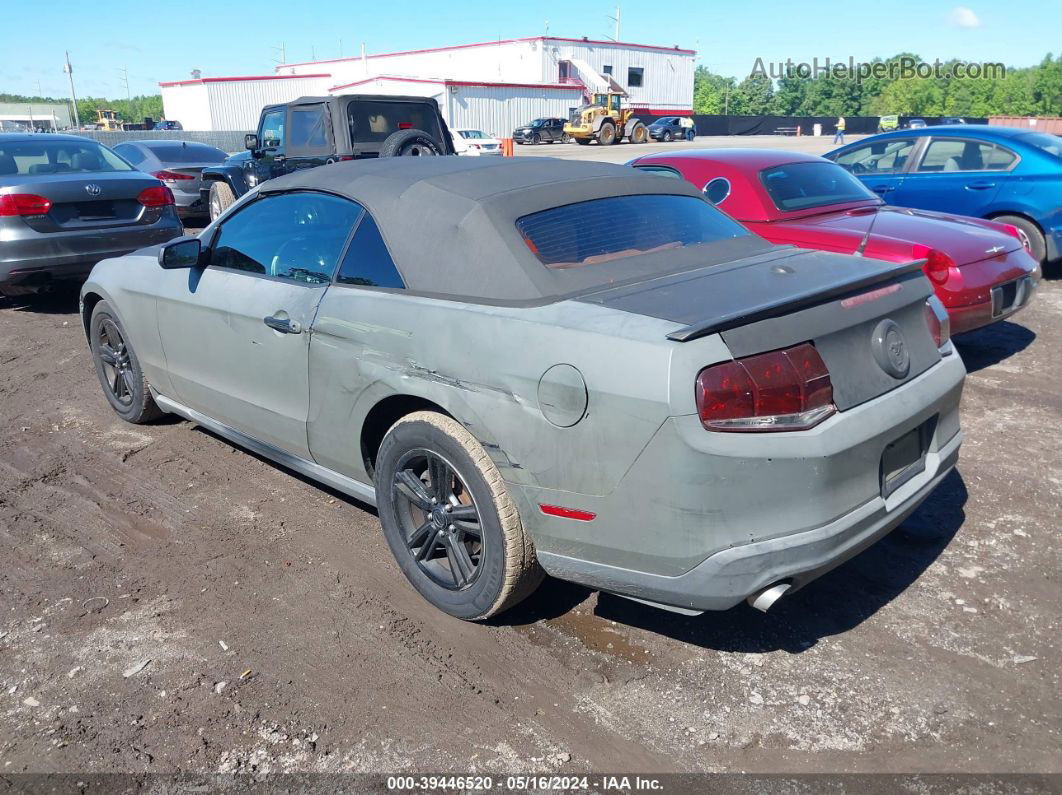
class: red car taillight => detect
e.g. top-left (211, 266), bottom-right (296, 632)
top-left (0, 193), bottom-right (52, 217)
top-left (912, 244), bottom-right (955, 285)
top-left (999, 222), bottom-right (1032, 254)
top-left (923, 296), bottom-right (951, 349)
top-left (152, 169), bottom-right (195, 181)
top-left (137, 186), bottom-right (175, 207)
top-left (695, 343), bottom-right (835, 432)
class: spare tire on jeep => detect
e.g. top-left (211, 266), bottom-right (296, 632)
top-left (380, 129), bottom-right (446, 157)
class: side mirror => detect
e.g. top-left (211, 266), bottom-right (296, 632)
top-left (245, 133), bottom-right (260, 151)
top-left (159, 237), bottom-right (202, 270)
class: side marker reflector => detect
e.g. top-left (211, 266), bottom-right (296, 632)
top-left (539, 504), bottom-right (596, 521)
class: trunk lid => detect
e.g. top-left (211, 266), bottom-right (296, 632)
top-left (578, 247), bottom-right (940, 411)
top-left (789, 205), bottom-right (1022, 265)
top-left (1, 171), bottom-right (164, 232)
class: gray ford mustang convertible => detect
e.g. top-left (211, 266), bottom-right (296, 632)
top-left (80, 157), bottom-right (965, 620)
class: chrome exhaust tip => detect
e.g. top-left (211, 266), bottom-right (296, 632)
top-left (747, 581), bottom-right (791, 612)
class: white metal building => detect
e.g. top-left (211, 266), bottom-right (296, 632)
top-left (160, 36), bottom-right (695, 133)
top-left (0, 102), bottom-right (72, 131)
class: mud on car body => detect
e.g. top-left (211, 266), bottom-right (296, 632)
top-left (81, 157), bottom-right (965, 619)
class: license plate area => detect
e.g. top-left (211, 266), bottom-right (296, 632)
top-left (991, 280), bottom-right (1019, 317)
top-left (881, 417), bottom-right (935, 499)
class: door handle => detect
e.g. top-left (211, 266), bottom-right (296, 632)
top-left (965, 181), bottom-right (996, 190)
top-left (870, 185), bottom-right (894, 194)
top-left (264, 315), bottom-right (301, 334)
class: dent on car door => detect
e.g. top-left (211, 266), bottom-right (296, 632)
top-left (832, 138), bottom-right (918, 199)
top-left (155, 191), bottom-right (362, 459)
top-left (891, 137), bottom-right (1011, 216)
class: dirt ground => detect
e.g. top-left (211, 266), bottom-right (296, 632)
top-left (0, 274), bottom-right (1058, 778)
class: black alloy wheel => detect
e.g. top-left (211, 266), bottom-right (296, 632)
top-left (392, 449), bottom-right (484, 590)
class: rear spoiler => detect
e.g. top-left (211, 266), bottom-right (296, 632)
top-left (666, 259), bottom-right (927, 342)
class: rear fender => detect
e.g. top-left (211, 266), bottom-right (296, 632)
top-left (198, 165), bottom-right (250, 204)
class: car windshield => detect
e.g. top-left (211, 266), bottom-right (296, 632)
top-left (0, 139), bottom-right (133, 176)
top-left (144, 143), bottom-right (227, 163)
top-left (760, 161), bottom-right (879, 212)
top-left (529, 119), bottom-right (547, 127)
top-left (1017, 132), bottom-right (1062, 159)
top-left (516, 194), bottom-right (748, 269)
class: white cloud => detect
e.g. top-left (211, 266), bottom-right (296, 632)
top-left (949, 6), bottom-right (982, 28)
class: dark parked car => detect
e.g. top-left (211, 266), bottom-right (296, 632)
top-left (0, 134), bottom-right (182, 296)
top-left (112, 140), bottom-right (228, 218)
top-left (154, 120), bottom-right (184, 131)
top-left (512, 118), bottom-right (568, 145)
top-left (648, 116), bottom-right (693, 142)
top-left (907, 119), bottom-right (928, 129)
top-left (201, 94), bottom-right (455, 221)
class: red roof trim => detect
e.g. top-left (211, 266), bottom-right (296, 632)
top-left (329, 76), bottom-right (584, 92)
top-left (279, 35), bottom-right (695, 70)
top-left (159, 73), bottom-right (331, 87)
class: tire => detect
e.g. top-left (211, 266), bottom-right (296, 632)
top-left (89, 301), bottom-right (164, 424)
top-left (561, 132), bottom-right (571, 143)
top-left (575, 138), bottom-right (591, 146)
top-left (208, 181), bottom-right (235, 223)
top-left (992, 214), bottom-right (1046, 263)
top-left (380, 129), bottom-right (445, 157)
top-left (663, 130), bottom-right (673, 142)
top-left (375, 411), bottom-right (544, 620)
top-left (531, 133), bottom-right (541, 145)
top-left (630, 123), bottom-right (648, 144)
top-left (598, 122), bottom-right (616, 146)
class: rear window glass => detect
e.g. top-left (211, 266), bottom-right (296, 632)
top-left (348, 101), bottom-right (442, 144)
top-left (143, 143), bottom-right (227, 163)
top-left (760, 161), bottom-right (877, 211)
top-left (516, 195), bottom-right (748, 269)
top-left (0, 140), bottom-right (133, 176)
top-left (1017, 132), bottom-right (1061, 159)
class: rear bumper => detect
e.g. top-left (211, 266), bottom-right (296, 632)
top-left (525, 350), bottom-right (966, 612)
top-left (0, 218), bottom-right (182, 288)
top-left (949, 273), bottom-right (1038, 334)
top-left (538, 428), bottom-right (961, 612)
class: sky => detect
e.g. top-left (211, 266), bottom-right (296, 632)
top-left (2, 0), bottom-right (1059, 99)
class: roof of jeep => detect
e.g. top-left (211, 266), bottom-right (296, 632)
top-left (281, 94), bottom-right (443, 108)
top-left (258, 156), bottom-right (771, 304)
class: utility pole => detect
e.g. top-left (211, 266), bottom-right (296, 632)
top-left (271, 42), bottom-right (286, 66)
top-left (63, 51), bottom-right (80, 129)
top-left (118, 65), bottom-right (131, 101)
top-left (606, 6), bottom-right (621, 41)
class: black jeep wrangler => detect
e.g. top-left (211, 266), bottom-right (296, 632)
top-left (201, 94), bottom-right (455, 221)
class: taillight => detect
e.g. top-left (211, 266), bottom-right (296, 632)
top-left (137, 186), bottom-right (175, 207)
top-left (912, 245), bottom-right (955, 285)
top-left (0, 193), bottom-right (52, 217)
top-left (999, 222), bottom-right (1032, 254)
top-left (695, 343), bottom-right (835, 432)
top-left (152, 170), bottom-right (195, 181)
top-left (923, 296), bottom-right (951, 349)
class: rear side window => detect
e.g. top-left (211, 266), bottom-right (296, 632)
top-left (516, 195), bottom-right (748, 270)
top-left (335, 213), bottom-right (405, 289)
top-left (288, 106), bottom-right (330, 153)
top-left (113, 143), bottom-right (147, 166)
top-left (917, 139), bottom-right (1016, 172)
top-left (348, 101), bottom-right (442, 144)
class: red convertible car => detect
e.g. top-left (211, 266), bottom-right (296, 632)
top-left (629, 149), bottom-right (1040, 334)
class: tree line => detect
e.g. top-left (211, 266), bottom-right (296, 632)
top-left (694, 53), bottom-right (1062, 117)
top-left (0, 93), bottom-right (165, 127)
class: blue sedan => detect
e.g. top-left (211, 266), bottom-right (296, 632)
top-left (826, 125), bottom-right (1062, 264)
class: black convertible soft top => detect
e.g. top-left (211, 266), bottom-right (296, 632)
top-left (260, 157), bottom-right (774, 304)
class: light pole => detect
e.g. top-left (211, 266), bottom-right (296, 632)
top-left (63, 51), bottom-right (80, 129)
